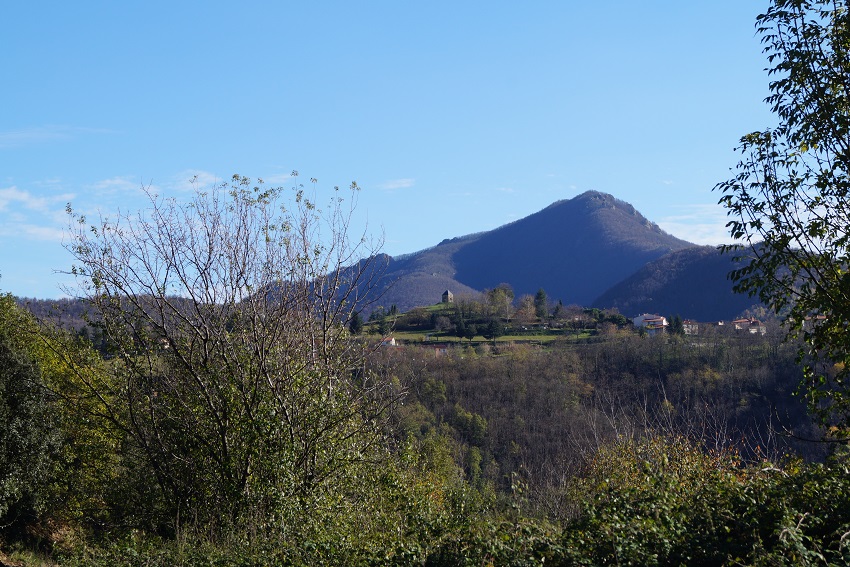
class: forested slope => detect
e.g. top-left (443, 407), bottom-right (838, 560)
top-left (592, 245), bottom-right (763, 321)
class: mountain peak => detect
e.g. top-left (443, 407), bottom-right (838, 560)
top-left (366, 193), bottom-right (697, 312)
top-left (448, 193), bottom-right (693, 305)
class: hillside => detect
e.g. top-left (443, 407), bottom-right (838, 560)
top-left (451, 191), bottom-right (694, 304)
top-left (591, 245), bottom-right (762, 321)
top-left (18, 192), bottom-right (754, 322)
top-left (370, 191), bottom-right (696, 312)
top-left (363, 237), bottom-right (481, 311)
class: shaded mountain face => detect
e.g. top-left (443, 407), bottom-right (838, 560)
top-left (366, 236), bottom-right (482, 313)
top-left (450, 191), bottom-right (693, 305)
top-left (591, 245), bottom-right (761, 321)
top-left (19, 192), bottom-right (756, 322)
top-left (368, 191), bottom-right (695, 312)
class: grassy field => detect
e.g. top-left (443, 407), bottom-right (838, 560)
top-left (363, 301), bottom-right (600, 346)
top-left (370, 327), bottom-right (594, 346)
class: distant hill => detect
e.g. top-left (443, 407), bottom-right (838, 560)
top-left (361, 238), bottom-right (481, 312)
top-left (369, 191), bottom-right (695, 312)
top-left (591, 245), bottom-right (762, 321)
top-left (451, 191), bottom-right (693, 305)
top-left (16, 192), bottom-right (759, 323)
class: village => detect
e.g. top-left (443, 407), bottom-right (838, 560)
top-left (366, 289), bottom-right (774, 353)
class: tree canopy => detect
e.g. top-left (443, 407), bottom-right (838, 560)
top-left (717, 0), bottom-right (850, 430)
top-left (64, 174), bottom-right (393, 530)
top-left (0, 295), bottom-right (60, 529)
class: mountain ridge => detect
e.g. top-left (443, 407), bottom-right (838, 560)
top-left (367, 190), bottom-right (737, 315)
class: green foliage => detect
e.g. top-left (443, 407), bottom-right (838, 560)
top-left (0, 295), bottom-right (60, 531)
top-left (481, 317), bottom-right (505, 342)
top-left (348, 310), bottom-right (363, 334)
top-left (486, 284), bottom-right (515, 320)
top-left (375, 315), bottom-right (388, 336)
top-left (565, 438), bottom-right (850, 565)
top-left (564, 437), bottom-right (850, 566)
top-left (716, 0), bottom-right (850, 431)
top-left (451, 403), bottom-right (487, 447)
top-left (534, 288), bottom-right (548, 319)
top-left (0, 291), bottom-right (128, 542)
top-left (564, 436), bottom-right (742, 565)
top-left (63, 175), bottom-right (395, 536)
top-left (35, 327), bottom-right (123, 532)
top-left (668, 314), bottom-right (684, 335)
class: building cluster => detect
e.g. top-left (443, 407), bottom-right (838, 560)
top-left (631, 314), bottom-right (768, 336)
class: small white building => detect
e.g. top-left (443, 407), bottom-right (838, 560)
top-left (732, 318), bottom-right (767, 335)
top-left (632, 313), bottom-right (668, 335)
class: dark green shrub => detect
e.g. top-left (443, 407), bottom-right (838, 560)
top-left (563, 436), bottom-right (850, 566)
top-left (0, 295), bottom-right (60, 535)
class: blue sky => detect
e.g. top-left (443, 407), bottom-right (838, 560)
top-left (3, 1), bottom-right (773, 299)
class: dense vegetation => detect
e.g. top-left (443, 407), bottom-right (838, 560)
top-left (2, 283), bottom-right (846, 565)
top-left (5, 1), bottom-right (850, 563)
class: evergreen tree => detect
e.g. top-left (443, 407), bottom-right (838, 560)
top-left (534, 288), bottom-right (548, 319)
top-left (349, 311), bottom-right (363, 335)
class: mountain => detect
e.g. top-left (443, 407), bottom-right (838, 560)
top-left (21, 192), bottom-right (752, 323)
top-left (451, 191), bottom-right (693, 305)
top-left (590, 245), bottom-right (762, 321)
top-left (368, 191), bottom-right (696, 312)
top-left (362, 238), bottom-right (481, 313)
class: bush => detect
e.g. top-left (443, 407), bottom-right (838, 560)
top-left (0, 295), bottom-right (60, 534)
top-left (563, 435), bottom-right (850, 566)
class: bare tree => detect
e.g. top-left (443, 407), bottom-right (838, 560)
top-left (64, 174), bottom-right (392, 527)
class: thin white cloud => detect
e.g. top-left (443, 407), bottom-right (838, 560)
top-left (19, 224), bottom-right (66, 242)
top-left (0, 125), bottom-right (113, 149)
top-left (172, 169), bottom-right (219, 192)
top-left (495, 187), bottom-right (514, 193)
top-left (0, 186), bottom-right (75, 213)
top-left (0, 189), bottom-right (69, 244)
top-left (379, 178), bottom-right (415, 190)
top-left (658, 203), bottom-right (736, 245)
top-left (0, 187), bottom-right (40, 211)
top-left (659, 221), bottom-right (733, 246)
top-left (263, 173), bottom-right (295, 185)
top-left (90, 176), bottom-right (143, 195)
top-left (0, 126), bottom-right (70, 149)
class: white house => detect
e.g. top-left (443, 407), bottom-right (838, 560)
top-left (632, 313), bottom-right (668, 335)
top-left (683, 319), bottom-right (699, 335)
top-left (732, 318), bottom-right (767, 335)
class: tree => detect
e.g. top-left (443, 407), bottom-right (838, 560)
top-left (348, 311), bottom-right (364, 335)
top-left (65, 174), bottom-right (393, 530)
top-left (433, 315), bottom-right (454, 333)
top-left (485, 284), bottom-right (514, 320)
top-left (668, 314), bottom-right (684, 336)
top-left (552, 301), bottom-right (564, 321)
top-left (534, 288), bottom-right (548, 319)
top-left (717, 0), bottom-right (850, 430)
top-left (0, 295), bottom-right (60, 531)
top-left (455, 320), bottom-right (467, 340)
top-left (481, 318), bottom-right (505, 344)
top-left (377, 314), bottom-right (389, 336)
top-left (515, 294), bottom-right (537, 326)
